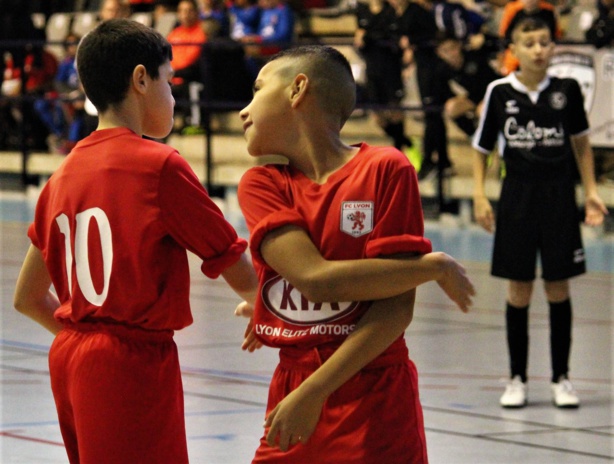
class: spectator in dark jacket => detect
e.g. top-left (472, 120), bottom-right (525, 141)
top-left (586, 0), bottom-right (614, 48)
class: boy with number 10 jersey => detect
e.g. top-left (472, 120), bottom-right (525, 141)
top-left (14, 20), bottom-right (258, 464)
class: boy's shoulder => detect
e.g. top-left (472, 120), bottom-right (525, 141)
top-left (240, 144), bottom-right (408, 186)
top-left (483, 74), bottom-right (515, 97)
top-left (546, 75), bottom-right (579, 87)
top-left (69, 128), bottom-right (178, 165)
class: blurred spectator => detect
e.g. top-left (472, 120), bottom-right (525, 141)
top-left (168, 0), bottom-right (208, 129)
top-left (435, 34), bottom-right (501, 138)
top-left (228, 0), bottom-right (261, 40)
top-left (100, 0), bottom-right (133, 19)
top-left (0, 0), bottom-right (40, 90)
top-left (0, 0), bottom-right (57, 150)
top-left (432, 0), bottom-right (484, 41)
top-left (1, 27), bottom-right (59, 151)
top-left (354, 0), bottom-right (415, 153)
top-left (240, 0), bottom-right (295, 77)
top-left (152, 0), bottom-right (179, 30)
top-left (34, 34), bottom-right (85, 154)
top-left (585, 0), bottom-right (614, 48)
top-left (199, 0), bottom-right (230, 36)
top-left (168, 0), bottom-right (208, 85)
top-left (398, 0), bottom-right (455, 179)
top-left (0, 1), bottom-right (39, 149)
top-left (498, 0), bottom-right (561, 74)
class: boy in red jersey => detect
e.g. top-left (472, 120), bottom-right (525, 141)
top-left (13, 19), bottom-right (258, 464)
top-left (236, 45), bottom-right (476, 464)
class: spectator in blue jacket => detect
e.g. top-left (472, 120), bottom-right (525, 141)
top-left (33, 34), bottom-right (85, 154)
top-left (229, 0), bottom-right (261, 40)
top-left (239, 0), bottom-right (295, 76)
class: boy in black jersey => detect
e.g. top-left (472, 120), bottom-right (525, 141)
top-left (472, 18), bottom-right (608, 409)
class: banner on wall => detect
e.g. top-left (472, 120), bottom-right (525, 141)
top-left (548, 51), bottom-right (595, 113)
top-left (548, 46), bottom-right (614, 148)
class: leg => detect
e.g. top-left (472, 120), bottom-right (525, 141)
top-left (379, 109), bottom-right (413, 150)
top-left (500, 280), bottom-right (532, 408)
top-left (544, 279), bottom-right (572, 382)
top-left (506, 280), bottom-right (533, 381)
top-left (544, 279), bottom-right (579, 407)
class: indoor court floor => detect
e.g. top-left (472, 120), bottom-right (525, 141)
top-left (1, 186), bottom-right (613, 464)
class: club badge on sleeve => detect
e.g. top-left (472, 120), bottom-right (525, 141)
top-left (341, 201), bottom-right (373, 237)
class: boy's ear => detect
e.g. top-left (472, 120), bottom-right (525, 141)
top-left (290, 73), bottom-right (309, 108)
top-left (132, 64), bottom-right (148, 95)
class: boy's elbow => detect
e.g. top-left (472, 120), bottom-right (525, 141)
top-left (13, 294), bottom-right (31, 316)
top-left (13, 289), bottom-right (46, 318)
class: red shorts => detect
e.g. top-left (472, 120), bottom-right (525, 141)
top-left (252, 341), bottom-right (428, 464)
top-left (49, 322), bottom-right (188, 464)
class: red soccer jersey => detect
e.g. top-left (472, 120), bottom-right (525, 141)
top-left (29, 127), bottom-right (246, 331)
top-left (238, 143), bottom-right (432, 349)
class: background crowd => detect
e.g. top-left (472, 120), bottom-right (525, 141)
top-left (0, 0), bottom-right (613, 180)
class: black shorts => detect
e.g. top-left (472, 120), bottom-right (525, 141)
top-left (491, 175), bottom-right (586, 281)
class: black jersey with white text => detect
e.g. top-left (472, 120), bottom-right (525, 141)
top-left (473, 73), bottom-right (589, 180)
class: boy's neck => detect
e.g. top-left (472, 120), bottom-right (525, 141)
top-left (292, 143), bottom-right (359, 185)
top-left (515, 69), bottom-right (547, 91)
top-left (97, 105), bottom-right (143, 136)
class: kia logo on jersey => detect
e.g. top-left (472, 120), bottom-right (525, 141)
top-left (340, 201), bottom-right (373, 237)
top-left (261, 275), bottom-right (359, 325)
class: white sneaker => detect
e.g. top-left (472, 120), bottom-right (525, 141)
top-left (551, 377), bottom-right (580, 408)
top-left (500, 376), bottom-right (527, 408)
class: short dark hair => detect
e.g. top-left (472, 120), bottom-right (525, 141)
top-left (511, 17), bottom-right (551, 43)
top-left (269, 45), bottom-right (356, 125)
top-left (77, 19), bottom-right (173, 112)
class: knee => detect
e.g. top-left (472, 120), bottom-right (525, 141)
top-left (544, 280), bottom-right (570, 302)
top-left (508, 280), bottom-right (533, 307)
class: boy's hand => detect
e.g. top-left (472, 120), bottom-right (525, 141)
top-left (436, 254), bottom-right (476, 313)
top-left (473, 196), bottom-right (495, 232)
top-left (235, 302), bottom-right (263, 352)
top-left (584, 193), bottom-right (608, 227)
top-left (235, 301), bottom-right (254, 318)
top-left (264, 385), bottom-right (325, 452)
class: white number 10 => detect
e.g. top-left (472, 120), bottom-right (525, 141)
top-left (56, 208), bottom-right (113, 306)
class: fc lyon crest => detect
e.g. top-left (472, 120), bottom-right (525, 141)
top-left (340, 201), bottom-right (373, 237)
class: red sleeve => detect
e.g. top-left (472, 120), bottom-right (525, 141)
top-left (27, 182), bottom-right (52, 251)
top-left (237, 166), bottom-right (308, 267)
top-left (365, 152), bottom-right (432, 257)
top-left (27, 222), bottom-right (39, 248)
top-left (159, 153), bottom-right (247, 278)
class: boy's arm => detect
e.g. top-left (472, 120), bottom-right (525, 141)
top-left (223, 254), bottom-right (262, 351)
top-left (472, 149), bottom-right (495, 233)
top-left (264, 288), bottom-right (416, 451)
top-left (14, 245), bottom-right (63, 335)
top-left (571, 133), bottom-right (609, 226)
top-left (261, 225), bottom-right (474, 312)
top-left (221, 253), bottom-right (259, 306)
